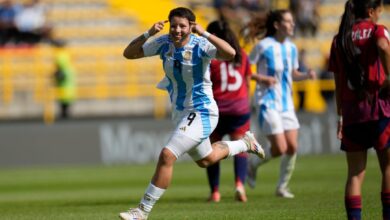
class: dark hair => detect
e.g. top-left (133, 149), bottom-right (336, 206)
top-left (168, 7), bottom-right (196, 23)
top-left (242, 9), bottom-right (290, 44)
top-left (207, 20), bottom-right (242, 65)
top-left (336, 0), bottom-right (382, 98)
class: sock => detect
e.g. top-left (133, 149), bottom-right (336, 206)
top-left (206, 162), bottom-right (220, 193)
top-left (139, 183), bottom-right (165, 213)
top-left (345, 195), bottom-right (362, 220)
top-left (382, 191), bottom-right (390, 220)
top-left (277, 153), bottom-right (296, 189)
top-left (225, 140), bottom-right (248, 157)
top-left (234, 152), bottom-right (248, 184)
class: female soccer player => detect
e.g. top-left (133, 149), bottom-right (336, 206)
top-left (205, 20), bottom-right (252, 202)
top-left (245, 9), bottom-right (316, 198)
top-left (329, 1), bottom-right (390, 219)
top-left (119, 7), bottom-right (265, 220)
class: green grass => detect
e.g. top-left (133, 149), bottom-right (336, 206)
top-left (0, 154), bottom-right (382, 220)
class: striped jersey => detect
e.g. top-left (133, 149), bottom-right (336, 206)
top-left (249, 36), bottom-right (299, 112)
top-left (143, 34), bottom-right (218, 116)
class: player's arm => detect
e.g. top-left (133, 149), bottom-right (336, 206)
top-left (191, 22), bottom-right (235, 61)
top-left (123, 20), bottom-right (168, 59)
top-left (377, 29), bottom-right (390, 96)
top-left (378, 37), bottom-right (390, 78)
top-left (292, 69), bottom-right (317, 81)
top-left (251, 74), bottom-right (276, 87)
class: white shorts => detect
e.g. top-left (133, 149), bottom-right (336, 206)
top-left (165, 108), bottom-right (218, 161)
top-left (257, 108), bottom-right (300, 135)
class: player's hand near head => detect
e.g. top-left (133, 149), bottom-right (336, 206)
top-left (190, 21), bottom-right (205, 36)
top-left (148, 20), bottom-right (169, 37)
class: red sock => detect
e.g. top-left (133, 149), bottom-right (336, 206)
top-left (345, 195), bottom-right (362, 220)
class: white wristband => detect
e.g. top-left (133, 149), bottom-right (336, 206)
top-left (202, 31), bottom-right (211, 39)
top-left (143, 31), bottom-right (150, 39)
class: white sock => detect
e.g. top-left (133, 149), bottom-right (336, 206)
top-left (225, 140), bottom-right (248, 157)
top-left (277, 153), bottom-right (297, 189)
top-left (139, 183), bottom-right (165, 213)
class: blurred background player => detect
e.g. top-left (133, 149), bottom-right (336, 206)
top-left (119, 7), bottom-right (264, 220)
top-left (53, 40), bottom-right (76, 119)
top-left (329, 0), bottom-right (390, 219)
top-left (244, 9), bottom-right (316, 198)
top-left (205, 20), bottom-right (252, 203)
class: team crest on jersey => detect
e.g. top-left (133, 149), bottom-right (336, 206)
top-left (183, 50), bottom-right (192, 61)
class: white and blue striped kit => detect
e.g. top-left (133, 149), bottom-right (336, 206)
top-left (143, 34), bottom-right (219, 144)
top-left (249, 36), bottom-right (300, 134)
top-left (249, 36), bottom-right (298, 112)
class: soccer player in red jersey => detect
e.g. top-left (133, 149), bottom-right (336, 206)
top-left (205, 20), bottom-right (252, 202)
top-left (329, 1), bottom-right (390, 219)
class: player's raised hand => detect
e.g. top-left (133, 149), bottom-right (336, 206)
top-left (190, 21), bottom-right (205, 36)
top-left (148, 20), bottom-right (169, 36)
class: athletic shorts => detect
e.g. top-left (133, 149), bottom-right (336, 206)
top-left (257, 107), bottom-right (300, 135)
top-left (212, 113), bottom-right (250, 138)
top-left (165, 107), bottom-right (218, 161)
top-left (341, 117), bottom-right (390, 152)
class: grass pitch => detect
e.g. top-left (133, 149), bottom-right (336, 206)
top-left (0, 154), bottom-right (382, 220)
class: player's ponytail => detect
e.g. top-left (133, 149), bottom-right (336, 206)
top-left (241, 9), bottom-right (290, 44)
top-left (335, 0), bottom-right (382, 99)
top-left (207, 20), bottom-right (242, 66)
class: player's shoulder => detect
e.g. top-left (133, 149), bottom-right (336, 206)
top-left (154, 34), bottom-right (171, 44)
top-left (189, 34), bottom-right (209, 47)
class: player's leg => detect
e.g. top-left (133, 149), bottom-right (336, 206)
top-left (247, 133), bottom-right (286, 188)
top-left (120, 111), bottom-right (204, 220)
top-left (206, 132), bottom-right (222, 202)
top-left (227, 115), bottom-right (250, 202)
top-left (196, 131), bottom-right (264, 168)
top-left (119, 147), bottom-right (177, 220)
top-left (275, 129), bottom-right (297, 198)
top-left (375, 117), bottom-right (390, 219)
top-left (377, 147), bottom-right (390, 220)
top-left (247, 108), bottom-right (284, 188)
top-left (345, 151), bottom-right (367, 220)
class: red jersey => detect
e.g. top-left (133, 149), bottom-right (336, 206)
top-left (329, 20), bottom-right (390, 125)
top-left (210, 49), bottom-right (251, 115)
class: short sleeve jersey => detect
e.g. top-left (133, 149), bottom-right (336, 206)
top-left (143, 34), bottom-right (218, 113)
top-left (249, 36), bottom-right (299, 112)
top-left (329, 20), bottom-right (390, 125)
top-left (210, 49), bottom-right (251, 115)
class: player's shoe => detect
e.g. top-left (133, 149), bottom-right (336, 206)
top-left (119, 208), bottom-right (148, 220)
top-left (207, 191), bottom-right (221, 202)
top-left (243, 131), bottom-right (265, 159)
top-left (275, 187), bottom-right (295, 199)
top-left (246, 156), bottom-right (258, 189)
top-left (235, 185), bottom-right (247, 202)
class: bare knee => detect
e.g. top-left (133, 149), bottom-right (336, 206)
top-left (158, 148), bottom-right (177, 166)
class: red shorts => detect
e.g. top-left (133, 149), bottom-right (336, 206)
top-left (341, 117), bottom-right (390, 152)
top-left (212, 113), bottom-right (250, 138)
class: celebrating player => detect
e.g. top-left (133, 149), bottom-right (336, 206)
top-left (119, 7), bottom-right (265, 220)
top-left (244, 9), bottom-right (316, 198)
top-left (204, 20), bottom-right (252, 202)
top-left (329, 0), bottom-right (390, 219)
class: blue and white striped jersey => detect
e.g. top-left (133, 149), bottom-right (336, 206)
top-left (143, 34), bottom-right (218, 115)
top-left (249, 36), bottom-right (299, 112)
